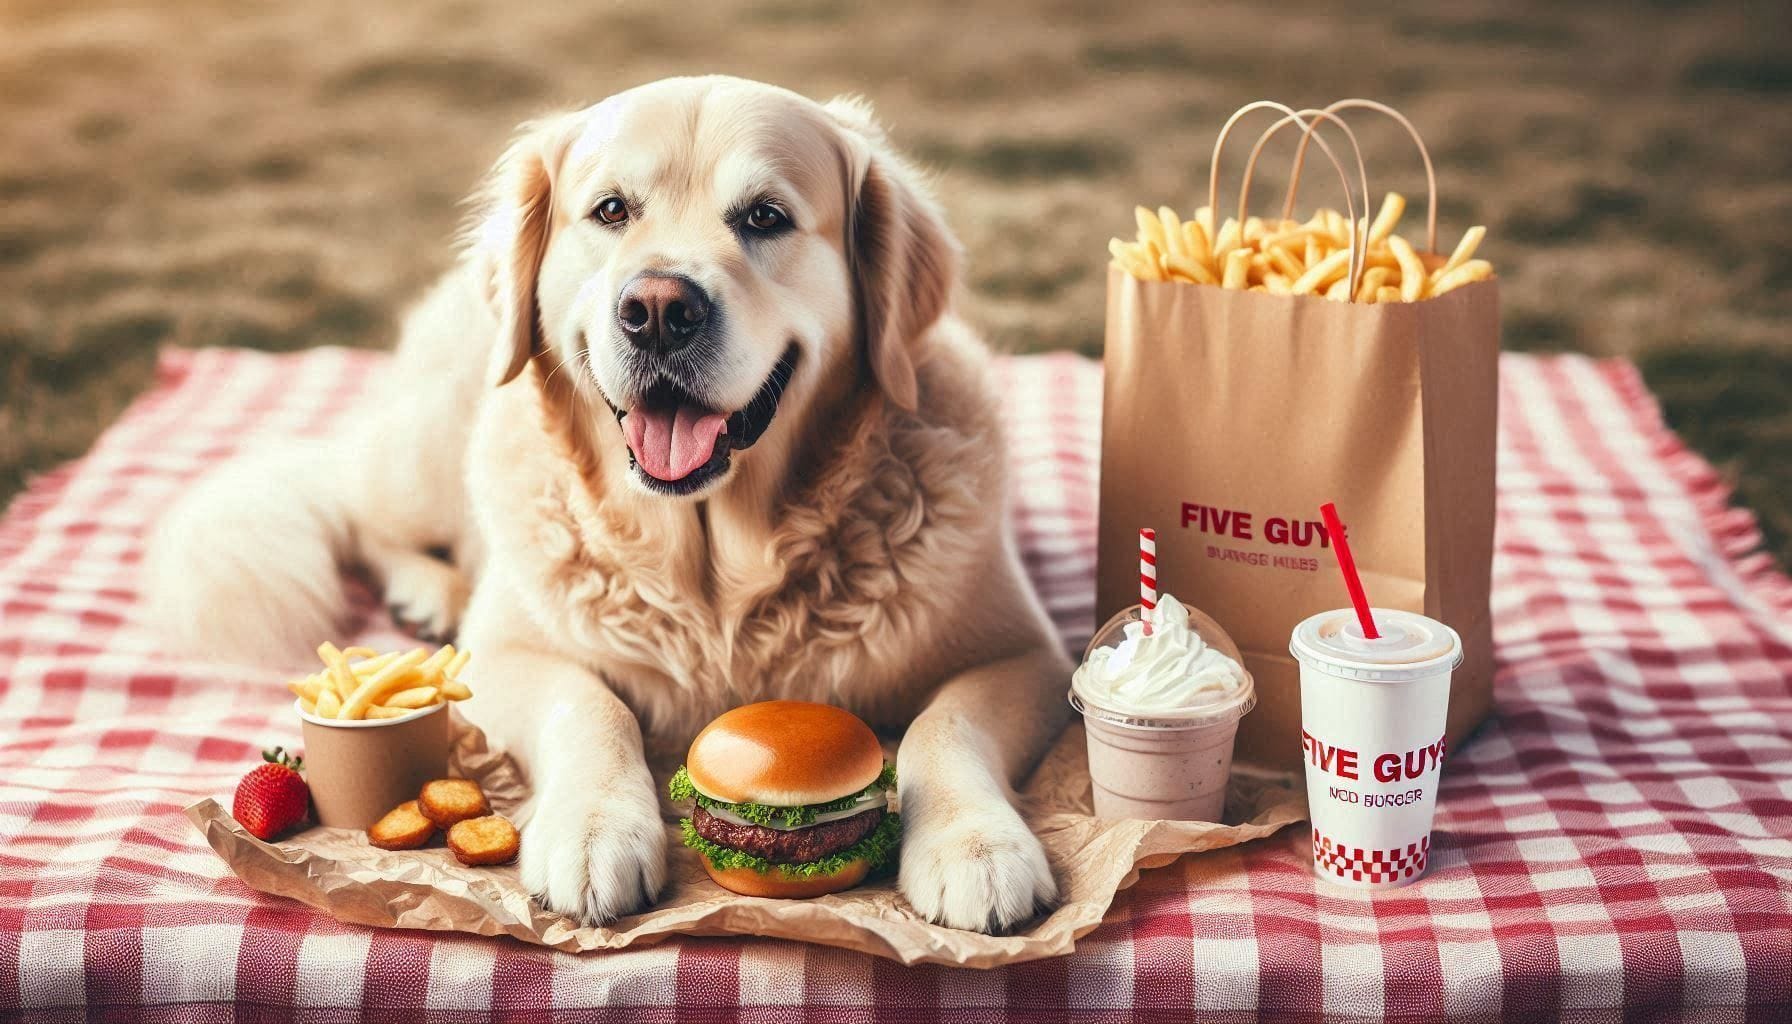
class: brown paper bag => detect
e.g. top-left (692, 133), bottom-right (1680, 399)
top-left (1097, 102), bottom-right (1500, 773)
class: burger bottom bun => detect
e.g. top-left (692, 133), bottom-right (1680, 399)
top-left (701, 857), bottom-right (871, 899)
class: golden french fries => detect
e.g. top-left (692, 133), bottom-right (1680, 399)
top-left (1221, 248), bottom-right (1250, 290)
top-left (289, 643), bottom-right (473, 721)
top-left (1108, 195), bottom-right (1491, 302)
top-left (285, 676), bottom-right (323, 702)
top-left (1388, 235), bottom-right (1426, 303)
top-left (384, 686), bottom-right (441, 710)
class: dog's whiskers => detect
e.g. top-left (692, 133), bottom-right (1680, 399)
top-left (539, 349), bottom-right (586, 391)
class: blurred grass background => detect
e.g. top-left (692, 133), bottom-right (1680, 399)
top-left (1, 0), bottom-right (1788, 566)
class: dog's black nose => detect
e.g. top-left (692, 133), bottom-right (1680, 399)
top-left (618, 274), bottom-right (710, 353)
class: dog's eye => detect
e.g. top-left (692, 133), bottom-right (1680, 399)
top-left (743, 203), bottom-right (789, 234)
top-left (592, 197), bottom-right (629, 226)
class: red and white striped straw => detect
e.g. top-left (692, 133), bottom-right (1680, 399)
top-left (1139, 527), bottom-right (1158, 634)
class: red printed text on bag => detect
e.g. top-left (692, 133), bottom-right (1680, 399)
top-left (1182, 503), bottom-right (1334, 547)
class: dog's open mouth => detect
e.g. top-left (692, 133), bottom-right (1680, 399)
top-left (618, 345), bottom-right (798, 495)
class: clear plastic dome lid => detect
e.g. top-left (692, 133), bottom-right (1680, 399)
top-left (1069, 597), bottom-right (1256, 729)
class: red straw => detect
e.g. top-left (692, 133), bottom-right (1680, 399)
top-left (1139, 528), bottom-right (1158, 636)
top-left (1319, 503), bottom-right (1379, 639)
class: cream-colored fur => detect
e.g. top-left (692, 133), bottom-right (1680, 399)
top-left (145, 76), bottom-right (1070, 933)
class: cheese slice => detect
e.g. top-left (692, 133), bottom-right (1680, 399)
top-left (701, 789), bottom-right (888, 831)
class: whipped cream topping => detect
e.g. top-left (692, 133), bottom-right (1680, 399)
top-left (1072, 594), bottom-right (1248, 714)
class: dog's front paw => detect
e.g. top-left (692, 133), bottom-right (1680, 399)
top-left (900, 803), bottom-right (1057, 934)
top-left (519, 786), bottom-right (666, 925)
top-left (384, 553), bottom-right (468, 643)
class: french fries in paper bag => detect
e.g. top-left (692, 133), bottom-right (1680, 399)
top-left (188, 714), bottom-right (1305, 966)
top-left (1097, 100), bottom-right (1500, 774)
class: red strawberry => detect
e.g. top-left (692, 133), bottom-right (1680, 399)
top-left (232, 746), bottom-right (309, 840)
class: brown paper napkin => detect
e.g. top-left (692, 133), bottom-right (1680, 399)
top-left (187, 718), bottom-right (1305, 967)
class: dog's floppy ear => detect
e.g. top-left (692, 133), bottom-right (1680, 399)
top-left (470, 113), bottom-right (577, 388)
top-left (827, 96), bottom-right (960, 412)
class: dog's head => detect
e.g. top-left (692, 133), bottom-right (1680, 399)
top-left (471, 77), bottom-right (957, 498)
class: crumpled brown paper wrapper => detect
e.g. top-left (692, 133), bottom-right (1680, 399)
top-left (188, 715), bottom-right (1305, 967)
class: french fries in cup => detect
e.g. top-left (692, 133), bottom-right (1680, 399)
top-left (290, 643), bottom-right (471, 829)
top-left (287, 642), bottom-right (473, 720)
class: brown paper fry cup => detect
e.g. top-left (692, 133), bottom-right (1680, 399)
top-left (297, 699), bottom-right (452, 829)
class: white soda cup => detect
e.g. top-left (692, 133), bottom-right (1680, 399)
top-left (1290, 608), bottom-right (1461, 889)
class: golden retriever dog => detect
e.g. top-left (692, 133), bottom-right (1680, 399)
top-left (145, 76), bottom-right (1070, 932)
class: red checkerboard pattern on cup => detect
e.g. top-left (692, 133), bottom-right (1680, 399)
top-left (3, 347), bottom-right (1790, 1019)
top-left (1312, 828), bottom-right (1429, 885)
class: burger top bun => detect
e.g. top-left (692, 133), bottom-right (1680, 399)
top-left (685, 700), bottom-right (884, 807)
top-left (701, 856), bottom-right (871, 899)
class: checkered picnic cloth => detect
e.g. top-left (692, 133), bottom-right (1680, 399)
top-left (2, 347), bottom-right (1789, 1022)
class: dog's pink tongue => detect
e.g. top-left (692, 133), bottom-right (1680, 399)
top-left (623, 404), bottom-right (728, 481)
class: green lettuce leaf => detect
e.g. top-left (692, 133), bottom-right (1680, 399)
top-left (678, 811), bottom-right (902, 877)
top-left (666, 762), bottom-right (896, 828)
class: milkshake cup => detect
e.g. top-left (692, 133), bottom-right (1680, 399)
top-left (1291, 608), bottom-right (1461, 889)
top-left (1070, 597), bottom-right (1256, 821)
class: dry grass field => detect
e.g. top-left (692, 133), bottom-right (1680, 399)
top-left (2, 0), bottom-right (1788, 564)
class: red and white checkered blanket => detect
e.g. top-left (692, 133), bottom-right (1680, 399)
top-left (3, 347), bottom-right (1789, 1021)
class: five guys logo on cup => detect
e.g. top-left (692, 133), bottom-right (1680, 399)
top-left (1293, 503), bottom-right (1462, 889)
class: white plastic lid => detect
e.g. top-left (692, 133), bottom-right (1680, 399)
top-left (1289, 608), bottom-right (1462, 682)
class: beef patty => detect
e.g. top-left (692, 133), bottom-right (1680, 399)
top-left (691, 805), bottom-right (883, 865)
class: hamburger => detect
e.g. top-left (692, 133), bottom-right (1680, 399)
top-left (668, 700), bottom-right (900, 898)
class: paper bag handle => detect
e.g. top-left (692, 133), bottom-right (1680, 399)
top-left (1239, 109), bottom-right (1372, 299)
top-left (1284, 99), bottom-right (1439, 253)
top-left (1209, 102), bottom-right (1368, 300)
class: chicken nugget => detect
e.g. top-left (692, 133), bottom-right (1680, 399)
top-left (446, 814), bottom-right (520, 867)
top-left (418, 778), bottom-right (489, 827)
top-left (368, 800), bottom-right (436, 851)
